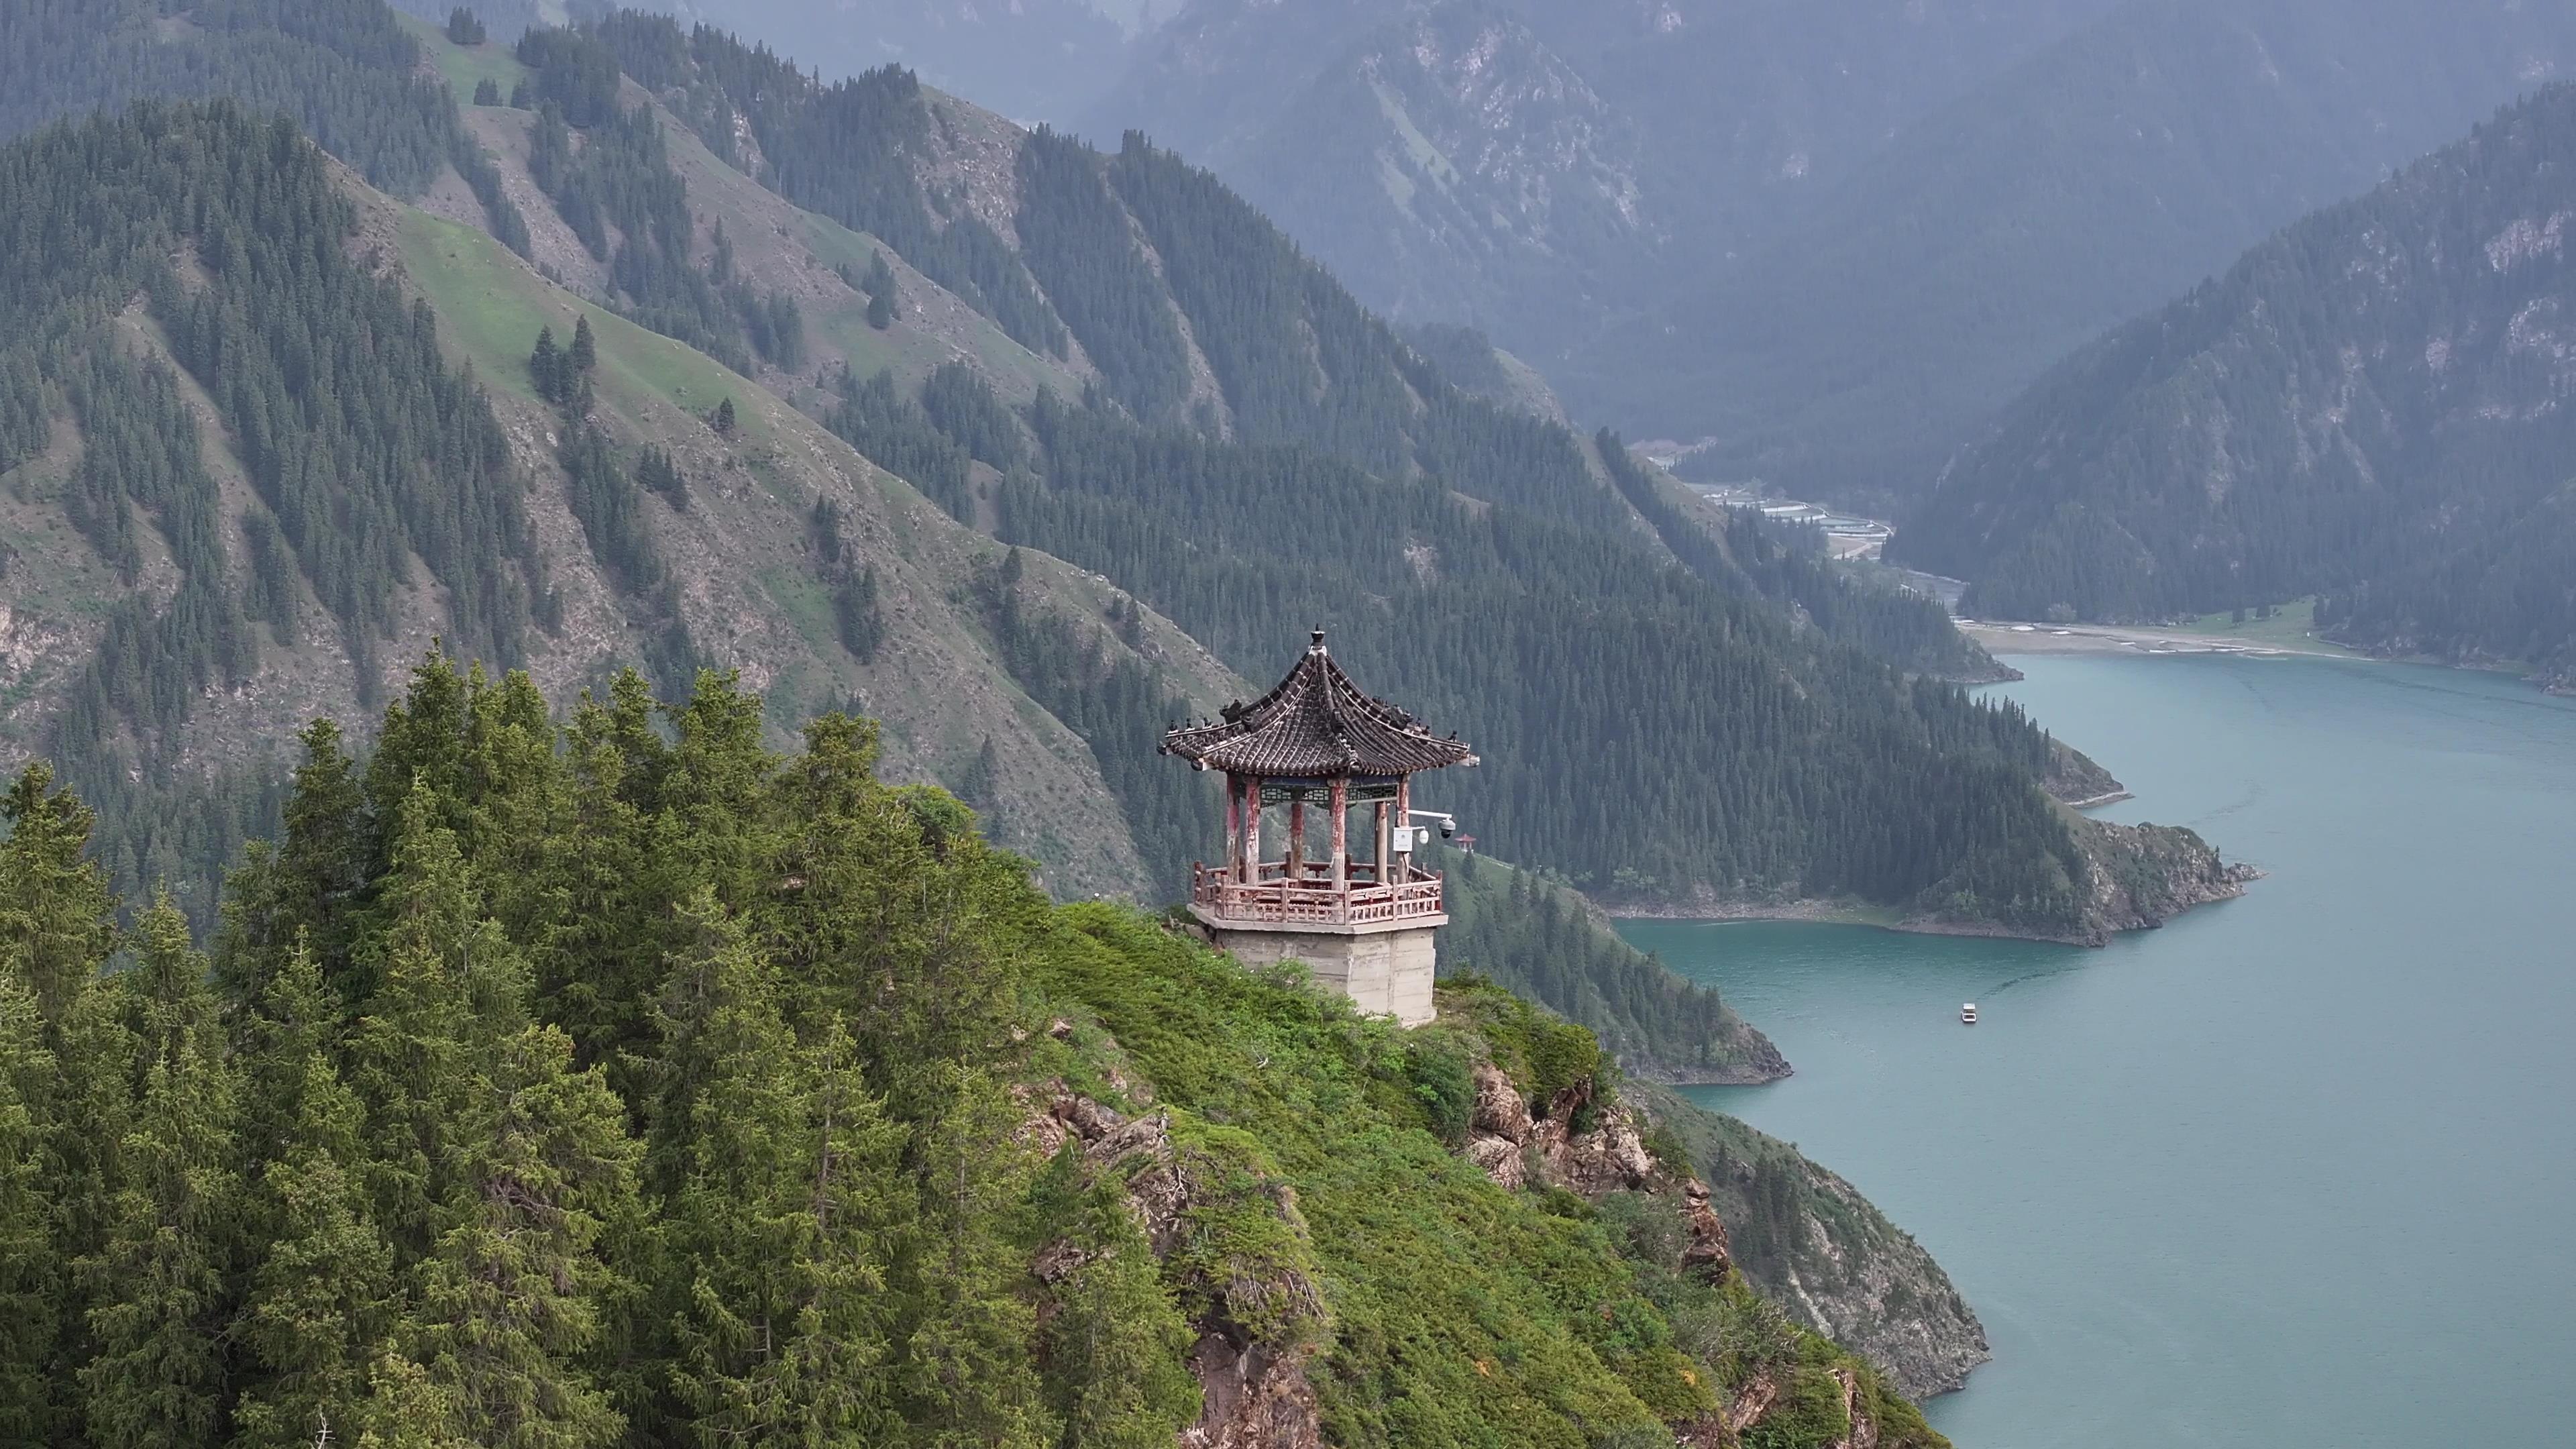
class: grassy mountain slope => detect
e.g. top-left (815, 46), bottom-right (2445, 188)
top-left (385, 203), bottom-right (1228, 875)
top-left (0, 17), bottom-right (2009, 1417)
top-left (0, 7), bottom-right (1792, 1102)
top-left (1891, 83), bottom-right (2576, 688)
top-left (404, 16), bottom-right (1095, 408)
top-left (0, 1), bottom-right (2255, 951)
top-left (483, 9), bottom-right (2205, 945)
top-left (0, 99), bottom-right (1232, 917)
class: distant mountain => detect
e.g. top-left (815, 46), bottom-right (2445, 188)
top-left (1080, 0), bottom-right (2115, 395)
top-left (1592, 0), bottom-right (2576, 508)
top-left (1074, 0), bottom-right (2576, 513)
top-left (1890, 84), bottom-right (2576, 687)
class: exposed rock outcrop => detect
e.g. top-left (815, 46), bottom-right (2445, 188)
top-left (1026, 1093), bottom-right (1328, 1449)
top-left (1463, 1064), bottom-right (1731, 1282)
top-left (1458, 1062), bottom-right (1971, 1445)
top-left (2073, 816), bottom-right (2263, 938)
top-left (1627, 1082), bottom-right (1990, 1401)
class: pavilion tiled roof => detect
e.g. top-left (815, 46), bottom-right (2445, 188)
top-left (1161, 632), bottom-right (1478, 779)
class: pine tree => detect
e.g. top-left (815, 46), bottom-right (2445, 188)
top-left (352, 1348), bottom-right (475, 1448)
top-left (653, 898), bottom-right (904, 1446)
top-left (892, 1065), bottom-right (1052, 1449)
top-left (531, 325), bottom-right (563, 404)
top-left (445, 7), bottom-right (485, 46)
top-left (0, 976), bottom-right (58, 1442)
top-left (343, 795), bottom-right (525, 1256)
top-left (867, 287), bottom-right (895, 331)
top-left (396, 1023), bottom-right (639, 1449)
top-left (1, 763), bottom-right (121, 1024)
top-left (636, 446), bottom-right (687, 509)
top-left (712, 396), bottom-right (737, 436)
top-left (1039, 1175), bottom-right (1199, 1448)
top-left (569, 315), bottom-right (596, 380)
top-left (475, 78), bottom-right (502, 107)
top-left (834, 567), bottom-right (884, 662)
top-left (76, 900), bottom-right (239, 1449)
top-left (221, 733), bottom-right (368, 996)
top-left (229, 1052), bottom-right (396, 1449)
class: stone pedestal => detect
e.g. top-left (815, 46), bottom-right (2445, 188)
top-left (1197, 912), bottom-right (1444, 1027)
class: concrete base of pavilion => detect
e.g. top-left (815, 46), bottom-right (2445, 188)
top-left (1193, 910), bottom-right (1444, 1028)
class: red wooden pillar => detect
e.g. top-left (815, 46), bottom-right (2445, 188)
top-left (1330, 777), bottom-right (1349, 894)
top-left (1287, 796), bottom-right (1305, 884)
top-left (1224, 774), bottom-right (1243, 887)
top-left (1242, 777), bottom-right (1262, 884)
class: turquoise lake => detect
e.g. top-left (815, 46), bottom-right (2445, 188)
top-left (1621, 654), bottom-right (2576, 1448)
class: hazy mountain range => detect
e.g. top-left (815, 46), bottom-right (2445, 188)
top-left (663, 0), bottom-right (2576, 513)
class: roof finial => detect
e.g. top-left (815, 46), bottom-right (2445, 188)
top-left (1309, 627), bottom-right (1327, 653)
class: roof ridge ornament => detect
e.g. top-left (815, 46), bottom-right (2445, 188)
top-left (1309, 627), bottom-right (1327, 653)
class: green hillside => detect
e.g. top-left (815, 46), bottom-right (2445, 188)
top-left (0, 656), bottom-right (1942, 1449)
top-left (0, 0), bottom-right (2251, 947)
top-left (0, 98), bottom-right (1232, 920)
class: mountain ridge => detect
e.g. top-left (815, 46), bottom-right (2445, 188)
top-left (1890, 80), bottom-right (2576, 688)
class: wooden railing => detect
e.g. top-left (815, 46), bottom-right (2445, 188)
top-left (1190, 861), bottom-right (1444, 927)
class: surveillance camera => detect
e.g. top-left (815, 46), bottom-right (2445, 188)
top-left (1439, 820), bottom-right (1455, 839)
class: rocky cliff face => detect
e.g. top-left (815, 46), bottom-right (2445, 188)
top-left (1218, 6), bottom-right (1658, 347)
top-left (1024, 1087), bottom-right (1330, 1449)
top-left (1623, 1083), bottom-right (1990, 1403)
top-left (1460, 1063), bottom-right (1955, 1442)
top-left (2073, 817), bottom-right (2262, 938)
top-left (1908, 812), bottom-right (2257, 947)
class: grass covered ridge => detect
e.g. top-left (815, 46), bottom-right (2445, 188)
top-left (1032, 910), bottom-right (1947, 1448)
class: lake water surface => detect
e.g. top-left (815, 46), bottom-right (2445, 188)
top-left (1622, 654), bottom-right (2576, 1448)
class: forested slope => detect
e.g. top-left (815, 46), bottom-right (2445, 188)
top-left (1893, 84), bottom-right (2576, 688)
top-left (0, 0), bottom-right (2249, 945)
top-left (0, 100), bottom-right (1230, 919)
top-left (0, 5), bottom-right (1797, 1075)
top-left (0, 660), bottom-right (1946, 1448)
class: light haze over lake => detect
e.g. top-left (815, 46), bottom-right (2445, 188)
top-left (1627, 654), bottom-right (2576, 1448)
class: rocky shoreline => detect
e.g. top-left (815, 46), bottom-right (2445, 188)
top-left (1626, 1081), bottom-right (1992, 1400)
top-left (1602, 818), bottom-right (2259, 949)
top-left (1619, 1055), bottom-right (1794, 1087)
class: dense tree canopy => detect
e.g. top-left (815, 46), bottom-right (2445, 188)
top-left (0, 657), bottom-right (1941, 1449)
